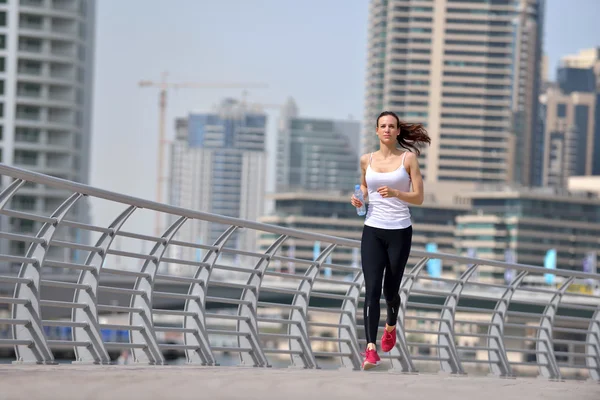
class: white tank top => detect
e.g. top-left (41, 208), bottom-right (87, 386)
top-left (364, 152), bottom-right (412, 230)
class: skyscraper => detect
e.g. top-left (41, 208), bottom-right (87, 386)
top-left (558, 47), bottom-right (600, 177)
top-left (275, 98), bottom-right (361, 193)
top-left (169, 99), bottom-right (267, 264)
top-left (534, 47), bottom-right (600, 187)
top-left (539, 88), bottom-right (596, 187)
top-left (0, 0), bottom-right (96, 264)
top-left (362, 0), bottom-right (544, 189)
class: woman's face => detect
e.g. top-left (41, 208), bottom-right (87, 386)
top-left (376, 115), bottom-right (399, 145)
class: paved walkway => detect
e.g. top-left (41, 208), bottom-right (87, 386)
top-left (1, 365), bottom-right (598, 400)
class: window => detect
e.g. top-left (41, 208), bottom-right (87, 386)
top-left (19, 37), bottom-right (43, 52)
top-left (18, 59), bottom-right (42, 75)
top-left (20, 0), bottom-right (43, 6)
top-left (20, 13), bottom-right (43, 29)
top-left (12, 195), bottom-right (36, 211)
top-left (17, 82), bottom-right (41, 97)
top-left (14, 149), bottom-right (38, 165)
top-left (16, 105), bottom-right (41, 120)
top-left (556, 103), bottom-right (566, 118)
top-left (15, 127), bottom-right (40, 142)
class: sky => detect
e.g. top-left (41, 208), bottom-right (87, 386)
top-left (89, 0), bottom-right (600, 236)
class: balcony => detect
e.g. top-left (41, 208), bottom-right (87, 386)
top-left (17, 82), bottom-right (42, 98)
top-left (18, 40), bottom-right (43, 54)
top-left (20, 0), bottom-right (45, 8)
top-left (50, 17), bottom-right (76, 35)
top-left (15, 106), bottom-right (42, 121)
top-left (51, 0), bottom-right (77, 12)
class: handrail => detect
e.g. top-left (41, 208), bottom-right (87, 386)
top-left (1, 163), bottom-right (597, 281)
top-left (0, 163), bottom-right (598, 382)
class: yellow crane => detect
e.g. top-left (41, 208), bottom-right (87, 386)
top-left (138, 72), bottom-right (268, 236)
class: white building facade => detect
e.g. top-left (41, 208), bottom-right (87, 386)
top-left (0, 0), bottom-right (95, 265)
top-left (168, 99), bottom-right (267, 272)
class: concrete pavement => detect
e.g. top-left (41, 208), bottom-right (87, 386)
top-left (1, 365), bottom-right (598, 400)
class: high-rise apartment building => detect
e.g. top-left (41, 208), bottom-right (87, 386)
top-left (0, 0), bottom-right (96, 264)
top-left (362, 0), bottom-right (544, 189)
top-left (534, 47), bottom-right (600, 187)
top-left (169, 99), bottom-right (267, 264)
top-left (275, 98), bottom-right (361, 193)
top-left (539, 87), bottom-right (596, 187)
top-left (559, 47), bottom-right (600, 177)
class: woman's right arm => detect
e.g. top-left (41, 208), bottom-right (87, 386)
top-left (351, 154), bottom-right (370, 207)
top-left (359, 153), bottom-right (369, 200)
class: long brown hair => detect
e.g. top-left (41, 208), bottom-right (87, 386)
top-left (376, 111), bottom-right (431, 155)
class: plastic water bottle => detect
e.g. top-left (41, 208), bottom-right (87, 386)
top-left (354, 184), bottom-right (366, 216)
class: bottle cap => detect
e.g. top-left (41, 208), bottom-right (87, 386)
top-left (355, 184), bottom-right (360, 190)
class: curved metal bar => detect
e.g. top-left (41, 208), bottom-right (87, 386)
top-left (0, 178), bottom-right (25, 208)
top-left (130, 216), bottom-right (188, 365)
top-left (487, 270), bottom-right (528, 377)
top-left (183, 225), bottom-right (239, 365)
top-left (2, 162), bottom-right (599, 285)
top-left (585, 302), bottom-right (600, 381)
top-left (337, 268), bottom-right (363, 370)
top-left (536, 276), bottom-right (574, 380)
top-left (72, 205), bottom-right (137, 364)
top-left (388, 256), bottom-right (429, 372)
top-left (288, 243), bottom-right (336, 369)
top-left (437, 263), bottom-right (479, 375)
top-left (12, 193), bottom-right (82, 364)
top-left (237, 234), bottom-right (289, 367)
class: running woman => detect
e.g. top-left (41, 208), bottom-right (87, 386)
top-left (351, 111), bottom-right (431, 370)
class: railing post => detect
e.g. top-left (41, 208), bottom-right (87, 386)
top-left (130, 216), bottom-right (188, 365)
top-left (288, 243), bottom-right (336, 369)
top-left (237, 234), bottom-right (288, 367)
top-left (72, 205), bottom-right (136, 364)
top-left (1, 178), bottom-right (49, 364)
top-left (388, 257), bottom-right (428, 373)
top-left (184, 225), bottom-right (239, 365)
top-left (437, 263), bottom-right (478, 375)
top-left (337, 268), bottom-right (363, 370)
top-left (585, 304), bottom-right (600, 381)
top-left (487, 270), bottom-right (527, 378)
top-left (11, 192), bottom-right (82, 364)
top-left (536, 276), bottom-right (574, 380)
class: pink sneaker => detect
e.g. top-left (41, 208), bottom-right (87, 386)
top-left (381, 326), bottom-right (397, 353)
top-left (361, 348), bottom-right (381, 370)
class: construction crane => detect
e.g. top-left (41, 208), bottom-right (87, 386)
top-left (138, 72), bottom-right (268, 236)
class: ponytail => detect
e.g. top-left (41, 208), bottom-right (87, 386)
top-left (376, 111), bottom-right (431, 156)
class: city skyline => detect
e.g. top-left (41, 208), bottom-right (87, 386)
top-left (89, 0), bottom-right (600, 236)
top-left (361, 0), bottom-right (544, 188)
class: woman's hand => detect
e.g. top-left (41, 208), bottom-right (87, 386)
top-left (377, 186), bottom-right (399, 198)
top-left (350, 194), bottom-right (363, 208)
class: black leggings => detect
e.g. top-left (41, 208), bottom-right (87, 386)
top-left (361, 224), bottom-right (412, 346)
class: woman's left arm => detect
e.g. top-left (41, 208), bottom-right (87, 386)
top-left (377, 152), bottom-right (424, 205)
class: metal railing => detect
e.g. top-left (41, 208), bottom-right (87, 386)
top-left (0, 163), bottom-right (598, 382)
